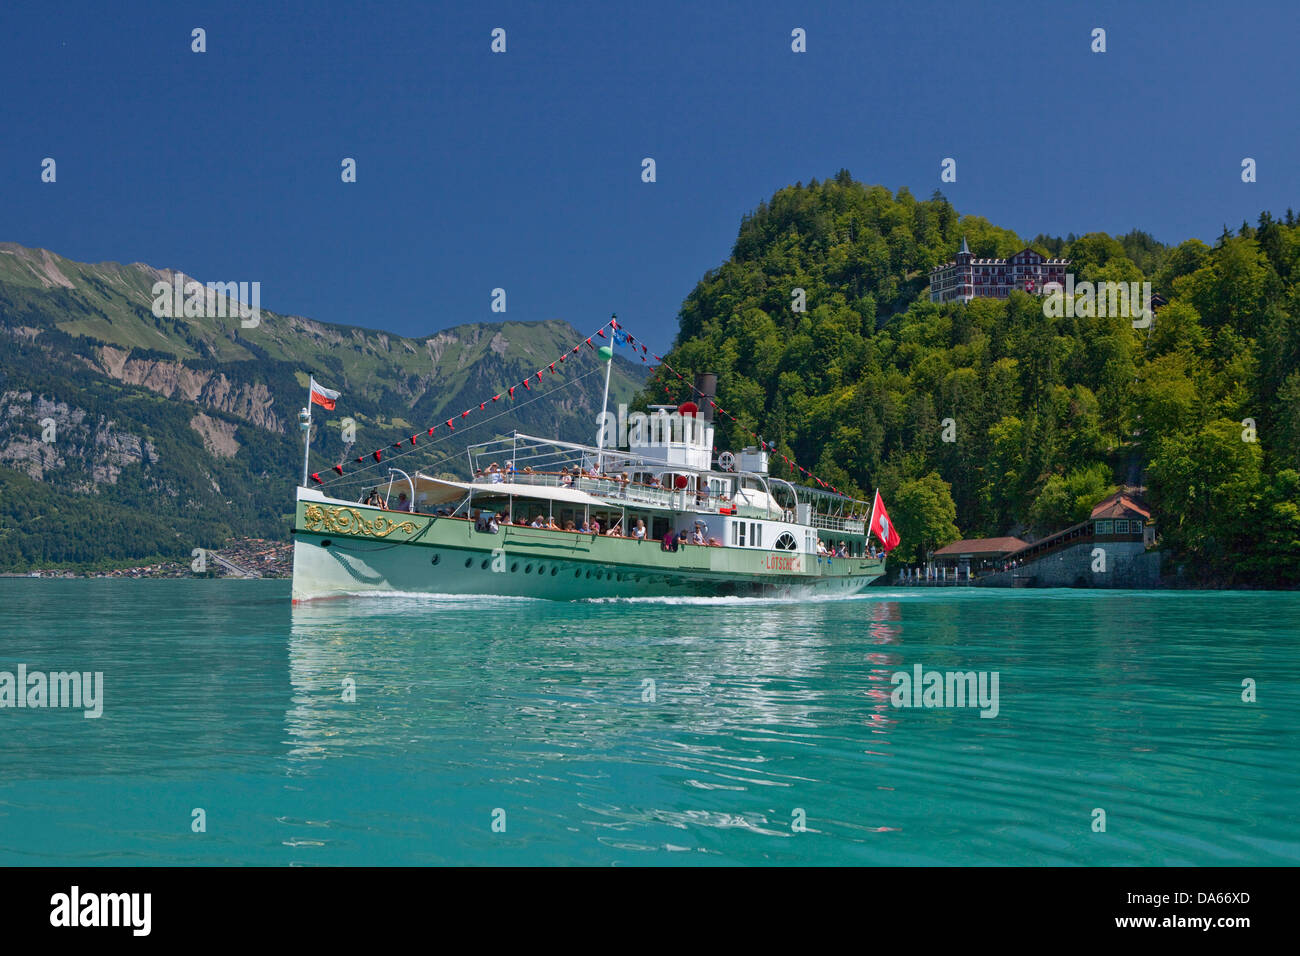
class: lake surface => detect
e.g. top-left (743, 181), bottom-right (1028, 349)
top-left (0, 580), bottom-right (1296, 866)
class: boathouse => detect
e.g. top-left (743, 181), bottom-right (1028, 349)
top-left (932, 537), bottom-right (1028, 575)
top-left (973, 492), bottom-right (1160, 588)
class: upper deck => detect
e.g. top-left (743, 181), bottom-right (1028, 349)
top-left (459, 432), bottom-right (869, 536)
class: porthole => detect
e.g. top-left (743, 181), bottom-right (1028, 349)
top-left (525, 564), bottom-right (533, 573)
top-left (321, 539), bottom-right (332, 547)
top-left (575, 569), bottom-right (582, 578)
top-left (585, 570), bottom-right (592, 579)
top-left (481, 559), bottom-right (490, 569)
top-left (464, 558), bottom-right (472, 568)
top-left (537, 565), bottom-right (546, 575)
top-left (511, 562), bottom-right (519, 573)
top-left (431, 554), bottom-right (440, 566)
top-left (550, 567), bottom-right (558, 576)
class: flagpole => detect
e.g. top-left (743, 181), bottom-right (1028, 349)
top-left (301, 378), bottom-right (314, 487)
top-left (597, 320), bottom-right (615, 473)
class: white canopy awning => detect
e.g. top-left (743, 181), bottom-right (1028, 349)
top-left (415, 475), bottom-right (609, 508)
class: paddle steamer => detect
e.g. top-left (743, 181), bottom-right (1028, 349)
top-left (290, 378), bottom-right (887, 601)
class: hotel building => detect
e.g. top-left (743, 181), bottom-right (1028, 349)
top-left (929, 237), bottom-right (1070, 304)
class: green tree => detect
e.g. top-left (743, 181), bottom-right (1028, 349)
top-left (891, 472), bottom-right (960, 565)
top-left (1146, 419), bottom-right (1264, 570)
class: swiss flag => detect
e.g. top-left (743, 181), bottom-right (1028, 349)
top-left (869, 491), bottom-right (901, 553)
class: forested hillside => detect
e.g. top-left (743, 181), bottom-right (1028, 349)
top-left (0, 244), bottom-right (645, 569)
top-left (637, 171), bottom-right (1300, 585)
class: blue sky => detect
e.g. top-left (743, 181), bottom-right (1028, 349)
top-left (3, 0), bottom-right (1298, 354)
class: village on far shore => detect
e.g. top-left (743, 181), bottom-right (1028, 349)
top-left (2, 538), bottom-right (292, 579)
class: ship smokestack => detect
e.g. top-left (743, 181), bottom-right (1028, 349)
top-left (694, 372), bottom-right (717, 422)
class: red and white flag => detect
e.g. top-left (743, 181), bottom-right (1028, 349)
top-left (309, 378), bottom-right (340, 411)
top-left (868, 490), bottom-right (900, 553)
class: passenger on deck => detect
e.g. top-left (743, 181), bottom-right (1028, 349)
top-left (579, 519), bottom-right (591, 533)
top-left (677, 530), bottom-right (689, 549)
top-left (364, 488), bottom-right (383, 507)
top-left (505, 461), bottom-right (516, 477)
top-left (691, 526), bottom-right (706, 545)
top-left (661, 529), bottom-right (677, 552)
top-left (474, 510), bottom-right (489, 532)
top-left (395, 492), bottom-right (413, 513)
top-left (487, 513), bottom-right (500, 533)
top-left (606, 522), bottom-right (623, 537)
top-left (547, 516), bottom-right (560, 530)
top-left (633, 519), bottom-right (647, 540)
top-left (564, 520), bottom-right (577, 532)
top-left (530, 515), bottom-right (544, 528)
top-left (487, 463), bottom-right (504, 484)
top-left (590, 518), bottom-right (601, 535)
top-left (560, 468), bottom-right (574, 487)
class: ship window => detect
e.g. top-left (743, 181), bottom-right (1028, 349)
top-left (737, 522), bottom-right (746, 547)
top-left (752, 523), bottom-right (762, 548)
top-left (775, 532), bottom-right (797, 551)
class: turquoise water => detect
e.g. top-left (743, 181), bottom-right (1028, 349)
top-left (0, 579), bottom-right (1296, 866)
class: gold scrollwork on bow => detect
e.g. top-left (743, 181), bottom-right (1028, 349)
top-left (303, 505), bottom-right (418, 538)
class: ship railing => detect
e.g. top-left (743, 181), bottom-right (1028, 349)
top-left (470, 470), bottom-right (858, 527)
top-left (809, 513), bottom-right (866, 534)
top-left (488, 470), bottom-right (771, 516)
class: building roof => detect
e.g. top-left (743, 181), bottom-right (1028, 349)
top-left (1090, 492), bottom-right (1151, 521)
top-left (933, 536), bottom-right (1029, 556)
top-left (959, 235), bottom-right (970, 255)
